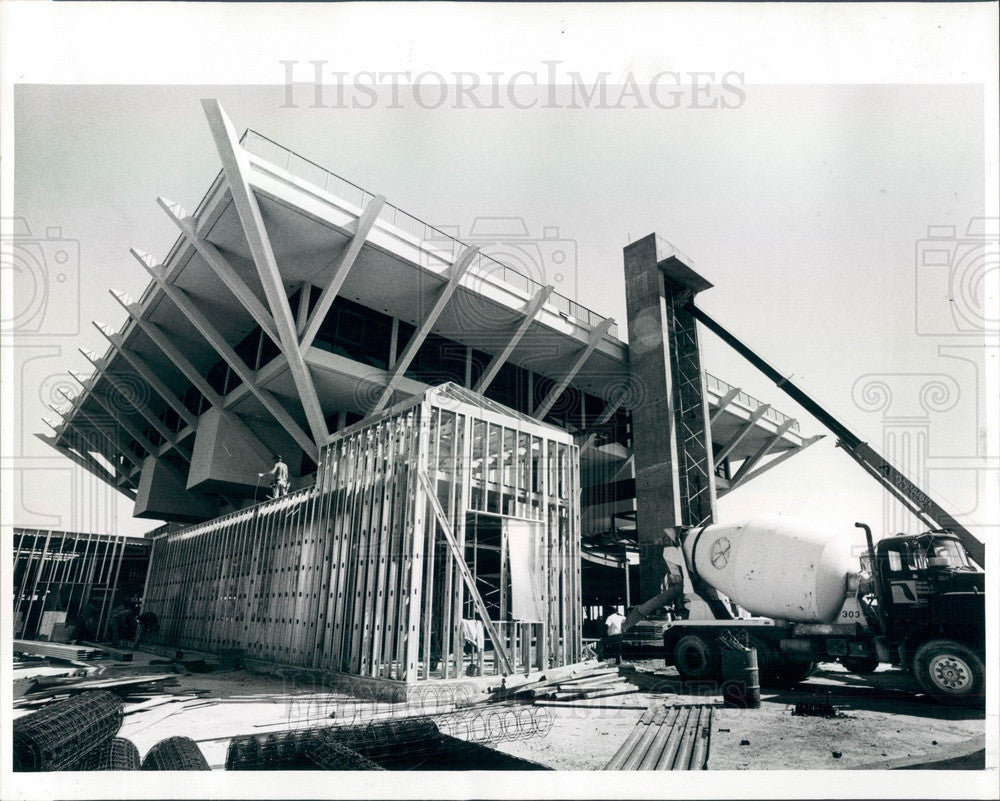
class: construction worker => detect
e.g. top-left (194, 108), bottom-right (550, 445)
top-left (108, 601), bottom-right (139, 649)
top-left (134, 609), bottom-right (159, 650)
top-left (603, 605), bottom-right (626, 666)
top-left (259, 454), bottom-right (289, 499)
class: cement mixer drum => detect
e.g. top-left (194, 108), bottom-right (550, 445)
top-left (684, 513), bottom-right (856, 623)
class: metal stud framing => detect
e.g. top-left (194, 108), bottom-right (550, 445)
top-left (141, 384), bottom-right (580, 684)
top-left (12, 529), bottom-right (150, 641)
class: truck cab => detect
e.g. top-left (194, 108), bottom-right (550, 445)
top-left (871, 532), bottom-right (985, 704)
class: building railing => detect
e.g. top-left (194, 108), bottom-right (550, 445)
top-left (240, 129), bottom-right (619, 339)
top-left (704, 372), bottom-right (799, 432)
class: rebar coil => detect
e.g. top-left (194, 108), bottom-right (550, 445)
top-left (140, 736), bottom-right (210, 770)
top-left (13, 691), bottom-right (123, 772)
top-left (65, 738), bottom-right (141, 771)
top-left (437, 706), bottom-right (552, 745)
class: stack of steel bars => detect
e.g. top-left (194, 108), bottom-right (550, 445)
top-left (605, 704), bottom-right (714, 771)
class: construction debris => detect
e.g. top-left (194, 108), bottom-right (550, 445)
top-left (12, 690), bottom-right (124, 771)
top-left (78, 642), bottom-right (134, 662)
top-left (604, 704), bottom-right (714, 771)
top-left (19, 673), bottom-right (179, 702)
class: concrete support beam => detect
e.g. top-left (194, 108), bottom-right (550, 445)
top-left (36, 434), bottom-right (137, 500)
top-left (534, 317), bottom-right (615, 421)
top-left (300, 195), bottom-right (386, 349)
top-left (158, 197), bottom-right (280, 345)
top-left (296, 282), bottom-right (311, 334)
top-left (99, 301), bottom-right (201, 425)
top-left (55, 394), bottom-right (144, 472)
top-left (132, 248), bottom-right (318, 461)
top-left (727, 419), bottom-right (794, 489)
top-left (371, 246), bottom-right (479, 414)
top-left (110, 290), bottom-right (223, 411)
top-left (64, 378), bottom-right (160, 460)
top-left (49, 415), bottom-right (138, 491)
top-left (709, 385), bottom-right (742, 424)
top-left (594, 381), bottom-right (633, 427)
top-left (80, 344), bottom-right (188, 458)
top-left (202, 99), bottom-right (329, 447)
top-left (473, 284), bottom-right (554, 395)
top-left (725, 434), bottom-right (824, 492)
top-left (713, 404), bottom-right (771, 468)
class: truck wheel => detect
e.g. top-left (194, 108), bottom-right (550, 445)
top-left (913, 639), bottom-right (984, 706)
top-left (840, 653), bottom-right (880, 674)
top-left (673, 635), bottom-right (719, 681)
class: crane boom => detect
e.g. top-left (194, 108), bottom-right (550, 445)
top-left (686, 303), bottom-right (984, 566)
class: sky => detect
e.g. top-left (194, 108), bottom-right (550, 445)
top-left (10, 79), bottom-right (992, 546)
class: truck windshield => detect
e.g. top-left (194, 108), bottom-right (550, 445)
top-left (927, 538), bottom-right (972, 569)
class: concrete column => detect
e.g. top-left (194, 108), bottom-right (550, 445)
top-left (623, 234), bottom-right (717, 604)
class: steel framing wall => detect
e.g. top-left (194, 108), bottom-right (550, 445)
top-left (142, 384), bottom-right (581, 683)
top-left (12, 529), bottom-right (151, 641)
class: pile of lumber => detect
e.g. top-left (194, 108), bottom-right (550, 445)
top-left (15, 673), bottom-right (181, 709)
top-left (13, 640), bottom-right (105, 661)
top-left (495, 665), bottom-right (637, 703)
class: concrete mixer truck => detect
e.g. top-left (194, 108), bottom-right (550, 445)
top-left (654, 513), bottom-right (985, 705)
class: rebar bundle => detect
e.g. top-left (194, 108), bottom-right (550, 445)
top-left (12, 690), bottom-right (123, 771)
top-left (140, 736), bottom-right (210, 770)
top-left (66, 738), bottom-right (141, 771)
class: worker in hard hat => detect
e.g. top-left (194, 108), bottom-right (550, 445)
top-left (259, 454), bottom-right (289, 499)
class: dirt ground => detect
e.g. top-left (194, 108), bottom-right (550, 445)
top-left (495, 659), bottom-right (985, 770)
top-left (15, 652), bottom-right (986, 771)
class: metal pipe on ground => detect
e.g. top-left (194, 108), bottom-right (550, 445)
top-left (638, 707), bottom-right (679, 770)
top-left (653, 708), bottom-right (688, 770)
top-left (605, 704), bottom-right (714, 771)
